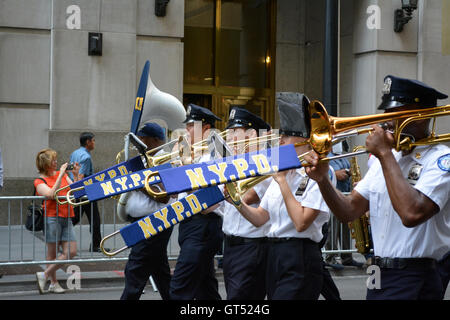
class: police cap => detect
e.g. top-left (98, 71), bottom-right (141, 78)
top-left (225, 106), bottom-right (271, 132)
top-left (183, 103), bottom-right (222, 126)
top-left (378, 75), bottom-right (448, 110)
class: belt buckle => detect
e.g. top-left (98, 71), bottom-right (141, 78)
top-left (373, 256), bottom-right (382, 267)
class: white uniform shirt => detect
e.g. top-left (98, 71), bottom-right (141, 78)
top-left (126, 149), bottom-right (175, 218)
top-left (259, 167), bottom-right (336, 242)
top-left (217, 178), bottom-right (272, 238)
top-left (355, 144), bottom-right (450, 260)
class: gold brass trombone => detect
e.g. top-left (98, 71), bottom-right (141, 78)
top-left (61, 136), bottom-right (191, 207)
top-left (115, 137), bottom-right (181, 165)
top-left (308, 100), bottom-right (450, 156)
top-left (58, 131), bottom-right (225, 206)
top-left (226, 100), bottom-right (450, 205)
top-left (190, 133), bottom-right (279, 154)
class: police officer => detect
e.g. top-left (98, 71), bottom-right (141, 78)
top-left (120, 122), bottom-right (174, 300)
top-left (228, 93), bottom-right (336, 300)
top-left (305, 75), bottom-right (450, 300)
top-left (216, 107), bottom-right (272, 300)
top-left (169, 103), bottom-right (224, 300)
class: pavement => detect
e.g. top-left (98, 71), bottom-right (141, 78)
top-left (0, 260), bottom-right (373, 297)
top-left (0, 221), bottom-right (369, 296)
top-left (4, 223), bottom-right (447, 300)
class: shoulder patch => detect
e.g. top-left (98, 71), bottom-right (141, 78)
top-left (437, 153), bottom-right (450, 172)
top-left (295, 176), bottom-right (310, 196)
top-left (407, 163), bottom-right (423, 185)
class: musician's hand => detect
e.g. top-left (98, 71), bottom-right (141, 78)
top-left (304, 151), bottom-right (330, 183)
top-left (273, 170), bottom-right (288, 184)
top-left (366, 124), bottom-right (394, 159)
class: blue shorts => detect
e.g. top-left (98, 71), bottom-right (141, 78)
top-left (45, 216), bottom-right (77, 243)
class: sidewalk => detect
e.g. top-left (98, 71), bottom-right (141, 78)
top-left (0, 223), bottom-right (368, 295)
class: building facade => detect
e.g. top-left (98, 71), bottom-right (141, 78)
top-left (1, 0), bottom-right (449, 220)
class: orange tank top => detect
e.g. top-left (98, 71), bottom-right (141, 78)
top-left (34, 171), bottom-right (74, 218)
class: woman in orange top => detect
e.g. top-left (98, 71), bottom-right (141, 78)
top-left (34, 148), bottom-right (80, 294)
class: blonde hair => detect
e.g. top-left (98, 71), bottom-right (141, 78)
top-left (36, 148), bottom-right (57, 175)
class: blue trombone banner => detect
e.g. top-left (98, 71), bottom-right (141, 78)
top-left (119, 186), bottom-right (224, 247)
top-left (158, 144), bottom-right (301, 195)
top-left (83, 162), bottom-right (172, 201)
top-left (70, 155), bottom-right (145, 199)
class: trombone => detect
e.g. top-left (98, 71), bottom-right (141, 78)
top-left (115, 136), bottom-right (181, 165)
top-left (214, 100), bottom-right (450, 206)
top-left (57, 130), bottom-right (230, 206)
top-left (190, 133), bottom-right (279, 155)
top-left (308, 100), bottom-right (450, 156)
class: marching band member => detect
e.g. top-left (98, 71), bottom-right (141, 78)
top-left (169, 104), bottom-right (224, 300)
top-left (216, 107), bottom-right (272, 300)
top-left (227, 93), bottom-right (336, 300)
top-left (305, 75), bottom-right (450, 300)
top-left (120, 122), bottom-right (174, 300)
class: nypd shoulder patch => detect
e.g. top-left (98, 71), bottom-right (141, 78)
top-left (437, 153), bottom-right (450, 172)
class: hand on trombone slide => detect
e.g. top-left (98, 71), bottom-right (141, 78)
top-left (364, 124), bottom-right (395, 159)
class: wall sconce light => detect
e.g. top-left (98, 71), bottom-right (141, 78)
top-left (155, 0), bottom-right (170, 17)
top-left (88, 32), bottom-right (102, 56)
top-left (394, 0), bottom-right (418, 32)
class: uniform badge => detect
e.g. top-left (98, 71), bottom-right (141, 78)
top-left (295, 176), bottom-right (310, 196)
top-left (186, 105), bottom-right (191, 116)
top-left (437, 153), bottom-right (450, 172)
top-left (407, 163), bottom-right (423, 185)
top-left (382, 77), bottom-right (392, 94)
top-left (229, 109), bottom-right (236, 120)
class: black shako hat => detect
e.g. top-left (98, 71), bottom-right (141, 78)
top-left (276, 92), bottom-right (311, 138)
top-left (378, 75), bottom-right (448, 110)
top-left (225, 106), bottom-right (271, 131)
top-left (183, 103), bottom-right (222, 126)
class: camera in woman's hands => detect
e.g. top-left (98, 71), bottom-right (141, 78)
top-left (66, 163), bottom-right (74, 171)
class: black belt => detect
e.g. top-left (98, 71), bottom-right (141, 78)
top-left (371, 256), bottom-right (437, 270)
top-left (267, 237), bottom-right (317, 245)
top-left (225, 235), bottom-right (267, 246)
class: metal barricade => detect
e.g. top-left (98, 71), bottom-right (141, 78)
top-left (0, 195), bottom-right (182, 267)
top-left (0, 194), bottom-right (361, 268)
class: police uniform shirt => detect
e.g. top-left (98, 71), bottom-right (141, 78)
top-left (126, 149), bottom-right (175, 218)
top-left (259, 167), bottom-right (336, 242)
top-left (354, 144), bottom-right (450, 260)
top-left (218, 178), bottom-right (272, 238)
